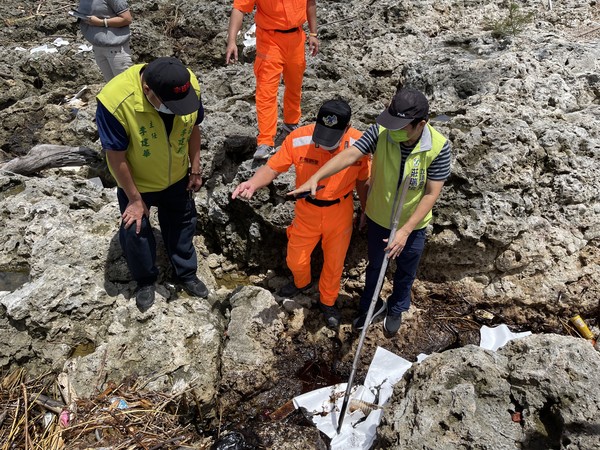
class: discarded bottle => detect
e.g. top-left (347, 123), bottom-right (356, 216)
top-left (569, 315), bottom-right (595, 341)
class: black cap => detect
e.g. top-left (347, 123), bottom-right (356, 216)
top-left (376, 87), bottom-right (429, 130)
top-left (143, 57), bottom-right (199, 116)
top-left (312, 99), bottom-right (351, 147)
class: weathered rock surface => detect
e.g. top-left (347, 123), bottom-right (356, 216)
top-left (220, 286), bottom-right (287, 408)
top-left (1, 1), bottom-right (599, 324)
top-left (1, 0), bottom-right (599, 447)
top-left (378, 334), bottom-right (600, 450)
top-left (0, 172), bottom-right (223, 411)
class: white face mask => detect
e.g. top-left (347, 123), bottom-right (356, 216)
top-left (155, 103), bottom-right (174, 114)
top-left (318, 141), bottom-right (341, 151)
top-left (145, 90), bottom-right (175, 114)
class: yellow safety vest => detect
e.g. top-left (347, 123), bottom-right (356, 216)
top-left (97, 64), bottom-right (200, 193)
top-left (365, 123), bottom-right (447, 229)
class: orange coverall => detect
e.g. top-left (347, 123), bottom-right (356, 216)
top-left (268, 124), bottom-right (370, 306)
top-left (233, 0), bottom-right (309, 146)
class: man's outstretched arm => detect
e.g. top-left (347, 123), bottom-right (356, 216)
top-left (231, 165), bottom-right (281, 200)
top-left (288, 145), bottom-right (364, 197)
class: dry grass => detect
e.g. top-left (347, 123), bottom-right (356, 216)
top-left (0, 370), bottom-right (211, 450)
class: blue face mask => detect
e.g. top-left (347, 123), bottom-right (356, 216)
top-left (389, 129), bottom-right (410, 142)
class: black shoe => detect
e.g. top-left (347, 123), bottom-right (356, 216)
top-left (319, 303), bottom-right (341, 329)
top-left (383, 312), bottom-right (403, 336)
top-left (278, 281), bottom-right (312, 298)
top-left (180, 277), bottom-right (209, 298)
top-left (136, 284), bottom-right (155, 312)
top-left (352, 298), bottom-right (386, 331)
top-left (274, 123), bottom-right (298, 147)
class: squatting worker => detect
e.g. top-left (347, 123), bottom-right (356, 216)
top-left (96, 57), bottom-right (209, 312)
top-left (76, 0), bottom-right (133, 81)
top-left (290, 87), bottom-right (451, 336)
top-left (225, 0), bottom-right (318, 160)
top-left (231, 99), bottom-right (370, 329)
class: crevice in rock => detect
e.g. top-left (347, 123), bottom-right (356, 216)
top-left (531, 399), bottom-right (563, 450)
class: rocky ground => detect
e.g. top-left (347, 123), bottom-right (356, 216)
top-left (1, 0), bottom-right (599, 449)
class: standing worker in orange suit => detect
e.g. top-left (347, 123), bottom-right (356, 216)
top-left (232, 99), bottom-right (370, 329)
top-left (225, 0), bottom-right (319, 160)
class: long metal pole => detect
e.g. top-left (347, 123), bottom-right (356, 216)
top-left (336, 173), bottom-right (411, 433)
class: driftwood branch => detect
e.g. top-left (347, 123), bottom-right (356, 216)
top-left (0, 144), bottom-right (101, 176)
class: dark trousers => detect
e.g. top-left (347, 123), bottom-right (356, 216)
top-left (359, 217), bottom-right (426, 316)
top-left (117, 176), bottom-right (198, 286)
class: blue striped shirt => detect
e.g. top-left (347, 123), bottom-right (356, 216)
top-left (354, 124), bottom-right (451, 181)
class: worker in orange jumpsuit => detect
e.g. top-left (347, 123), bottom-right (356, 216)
top-left (225, 0), bottom-right (319, 160)
top-left (232, 99), bottom-right (370, 328)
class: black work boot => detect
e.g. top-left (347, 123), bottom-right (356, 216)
top-left (352, 298), bottom-right (386, 331)
top-left (135, 284), bottom-right (155, 312)
top-left (320, 302), bottom-right (341, 329)
top-left (278, 281), bottom-right (312, 298)
top-left (383, 312), bottom-right (403, 337)
top-left (180, 277), bottom-right (209, 298)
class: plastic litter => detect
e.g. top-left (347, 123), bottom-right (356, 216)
top-left (294, 347), bottom-right (411, 450)
top-left (28, 39), bottom-right (69, 55)
top-left (479, 324), bottom-right (531, 351)
top-left (211, 431), bottom-right (251, 450)
top-left (77, 44), bottom-right (93, 53)
top-left (69, 85), bottom-right (88, 102)
top-left (243, 24), bottom-right (256, 47)
top-left (65, 85), bottom-right (89, 113)
top-left (109, 397), bottom-right (128, 410)
top-left (569, 314), bottom-right (595, 341)
top-left (30, 44), bottom-right (58, 54)
top-left (59, 409), bottom-right (70, 427)
top-left (52, 38), bottom-right (69, 47)
top-left (293, 324), bottom-right (532, 449)
top-left (43, 412), bottom-right (54, 428)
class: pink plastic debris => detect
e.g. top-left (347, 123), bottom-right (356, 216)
top-left (59, 410), bottom-right (70, 427)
